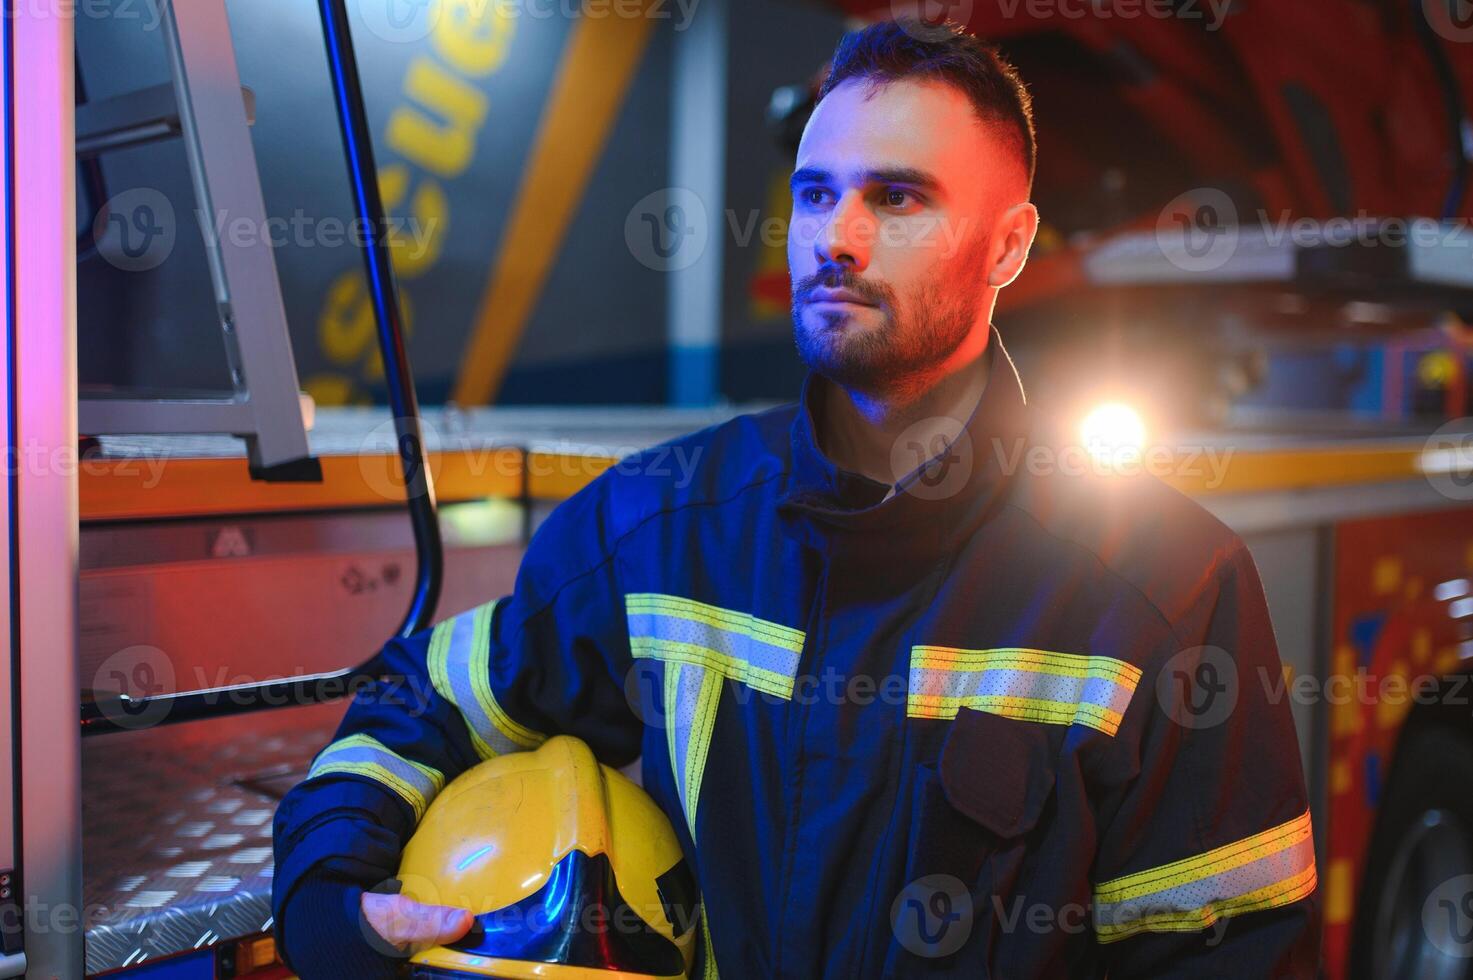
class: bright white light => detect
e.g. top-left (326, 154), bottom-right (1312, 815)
top-left (1435, 578), bottom-right (1471, 602)
top-left (1080, 402), bottom-right (1147, 466)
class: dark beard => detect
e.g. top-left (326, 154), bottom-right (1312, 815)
top-left (791, 237), bottom-right (990, 394)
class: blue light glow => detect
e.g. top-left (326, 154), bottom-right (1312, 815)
top-left (456, 844), bottom-right (496, 872)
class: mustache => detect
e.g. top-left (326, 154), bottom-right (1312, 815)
top-left (794, 266), bottom-right (891, 308)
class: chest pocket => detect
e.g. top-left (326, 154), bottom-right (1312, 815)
top-left (883, 709), bottom-right (1060, 977)
top-left (939, 706), bottom-right (1058, 842)
top-left (904, 707), bottom-right (1058, 884)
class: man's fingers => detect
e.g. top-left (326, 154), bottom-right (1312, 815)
top-left (428, 906), bottom-right (474, 945)
top-left (361, 892), bottom-right (473, 949)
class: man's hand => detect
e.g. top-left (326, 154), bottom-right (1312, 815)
top-left (360, 891), bottom-right (473, 953)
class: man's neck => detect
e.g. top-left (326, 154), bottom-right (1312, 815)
top-left (818, 332), bottom-right (993, 490)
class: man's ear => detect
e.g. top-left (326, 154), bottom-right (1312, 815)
top-left (987, 202), bottom-right (1039, 289)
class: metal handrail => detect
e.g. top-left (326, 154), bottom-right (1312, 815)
top-left (81, 0), bottom-right (443, 735)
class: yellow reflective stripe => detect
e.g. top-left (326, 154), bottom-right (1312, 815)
top-left (663, 663), bottom-right (681, 789)
top-left (682, 667), bottom-right (723, 839)
top-left (307, 734), bottom-right (444, 821)
top-left (468, 602), bottom-right (545, 750)
top-left (908, 646), bottom-right (1141, 736)
top-left (1094, 809), bottom-right (1317, 942)
top-left (426, 600), bottom-right (545, 758)
top-left (908, 694), bottom-right (1123, 732)
top-left (662, 661), bottom-right (723, 839)
top-left (626, 593), bottom-right (804, 651)
top-left (626, 594), bottom-right (803, 703)
top-left (1096, 809), bottom-right (1314, 900)
top-left (1098, 865), bottom-right (1318, 941)
top-left (911, 646), bottom-right (1143, 684)
top-left (427, 609), bottom-right (494, 761)
top-left (702, 905), bottom-right (719, 980)
top-left (631, 636), bottom-right (795, 699)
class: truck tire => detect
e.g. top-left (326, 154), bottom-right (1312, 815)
top-left (1351, 725), bottom-right (1473, 980)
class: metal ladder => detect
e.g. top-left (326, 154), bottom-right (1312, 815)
top-left (76, 0), bottom-right (319, 480)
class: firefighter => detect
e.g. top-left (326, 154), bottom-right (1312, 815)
top-left (273, 17), bottom-right (1319, 978)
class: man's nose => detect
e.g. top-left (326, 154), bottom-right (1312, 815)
top-left (818, 191), bottom-right (872, 271)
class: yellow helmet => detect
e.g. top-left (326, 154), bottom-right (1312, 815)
top-left (396, 735), bottom-right (698, 980)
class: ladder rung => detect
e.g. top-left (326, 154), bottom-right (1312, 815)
top-left (75, 82), bottom-right (254, 160)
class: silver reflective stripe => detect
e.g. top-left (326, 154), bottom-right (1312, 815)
top-left (1093, 809), bottom-right (1316, 942)
top-left (307, 734), bottom-right (445, 821)
top-left (628, 611), bottom-right (800, 679)
top-left (907, 646), bottom-right (1142, 734)
top-left (664, 660), bottom-right (722, 838)
top-left (428, 601), bottom-right (544, 759)
top-left (915, 667), bottom-right (1136, 715)
top-left (626, 593), bottom-right (804, 699)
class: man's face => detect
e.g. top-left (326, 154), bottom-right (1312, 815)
top-left (788, 76), bottom-right (1022, 393)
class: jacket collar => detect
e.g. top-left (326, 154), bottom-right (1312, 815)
top-left (778, 324), bottom-right (1031, 550)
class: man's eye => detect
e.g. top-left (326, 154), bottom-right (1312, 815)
top-left (884, 189), bottom-right (913, 208)
top-left (802, 188), bottom-right (829, 206)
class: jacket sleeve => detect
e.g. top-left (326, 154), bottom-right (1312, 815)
top-left (1093, 543), bottom-right (1321, 979)
top-left (271, 476), bottom-right (643, 977)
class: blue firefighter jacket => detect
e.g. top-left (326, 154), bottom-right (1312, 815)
top-left (272, 326), bottom-right (1319, 978)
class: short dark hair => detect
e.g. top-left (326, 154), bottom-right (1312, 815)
top-left (816, 18), bottom-right (1036, 190)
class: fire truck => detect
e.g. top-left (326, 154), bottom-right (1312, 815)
top-left (6, 1), bottom-right (1473, 977)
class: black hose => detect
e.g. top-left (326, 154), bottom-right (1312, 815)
top-left (316, 0), bottom-right (442, 640)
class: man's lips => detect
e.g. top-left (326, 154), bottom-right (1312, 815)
top-left (807, 287), bottom-right (877, 307)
